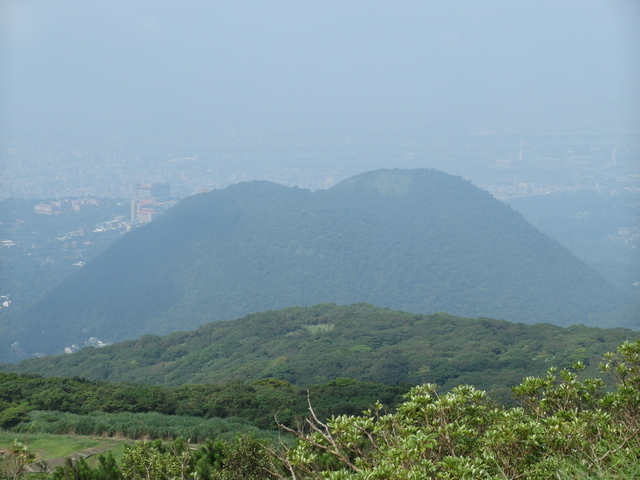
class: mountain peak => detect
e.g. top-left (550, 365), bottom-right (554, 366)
top-left (8, 168), bottom-right (628, 357)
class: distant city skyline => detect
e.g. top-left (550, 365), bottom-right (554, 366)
top-left (1, 130), bottom-right (638, 201)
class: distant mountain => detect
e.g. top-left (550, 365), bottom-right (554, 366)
top-left (8, 168), bottom-right (632, 357)
top-left (506, 190), bottom-right (640, 292)
top-left (3, 304), bottom-right (637, 400)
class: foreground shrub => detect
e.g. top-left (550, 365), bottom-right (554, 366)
top-left (44, 340), bottom-right (640, 480)
top-left (276, 340), bottom-right (640, 479)
top-left (52, 436), bottom-right (278, 480)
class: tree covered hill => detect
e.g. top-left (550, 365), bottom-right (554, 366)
top-left (3, 304), bottom-right (637, 400)
top-left (9, 168), bottom-right (632, 357)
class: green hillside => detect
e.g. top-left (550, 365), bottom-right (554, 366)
top-left (10, 168), bottom-right (632, 358)
top-left (4, 304), bottom-right (636, 401)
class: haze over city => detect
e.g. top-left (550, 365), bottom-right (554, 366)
top-left (1, 1), bottom-right (639, 182)
top-left (1, 1), bottom-right (638, 319)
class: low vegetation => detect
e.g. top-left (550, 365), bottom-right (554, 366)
top-left (1, 340), bottom-right (639, 479)
top-left (14, 411), bottom-right (273, 444)
top-left (275, 340), bottom-right (640, 479)
top-left (0, 374), bottom-right (407, 435)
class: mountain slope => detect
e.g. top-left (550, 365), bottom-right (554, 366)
top-left (11, 168), bottom-right (630, 356)
top-left (506, 190), bottom-right (640, 292)
top-left (3, 304), bottom-right (636, 399)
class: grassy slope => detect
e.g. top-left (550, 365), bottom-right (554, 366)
top-left (0, 431), bottom-right (129, 462)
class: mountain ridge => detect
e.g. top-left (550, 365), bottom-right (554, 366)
top-left (8, 168), bottom-right (630, 357)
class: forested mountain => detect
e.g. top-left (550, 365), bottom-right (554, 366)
top-left (7, 168), bottom-right (632, 357)
top-left (4, 304), bottom-right (636, 401)
top-left (506, 190), bottom-right (639, 293)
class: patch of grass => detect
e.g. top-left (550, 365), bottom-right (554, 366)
top-left (0, 431), bottom-right (128, 461)
top-left (303, 323), bottom-right (335, 334)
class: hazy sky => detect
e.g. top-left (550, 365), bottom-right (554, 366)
top-left (1, 1), bottom-right (639, 142)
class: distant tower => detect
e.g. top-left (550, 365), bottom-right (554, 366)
top-left (609, 147), bottom-right (617, 167)
top-left (518, 142), bottom-right (523, 162)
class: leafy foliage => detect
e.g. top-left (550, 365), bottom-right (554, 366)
top-left (0, 439), bottom-right (36, 480)
top-left (36, 341), bottom-right (640, 480)
top-left (51, 436), bottom-right (279, 480)
top-left (277, 340), bottom-right (640, 479)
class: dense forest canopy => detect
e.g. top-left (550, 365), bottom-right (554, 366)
top-left (8, 169), bottom-right (632, 358)
top-left (4, 304), bottom-right (637, 402)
